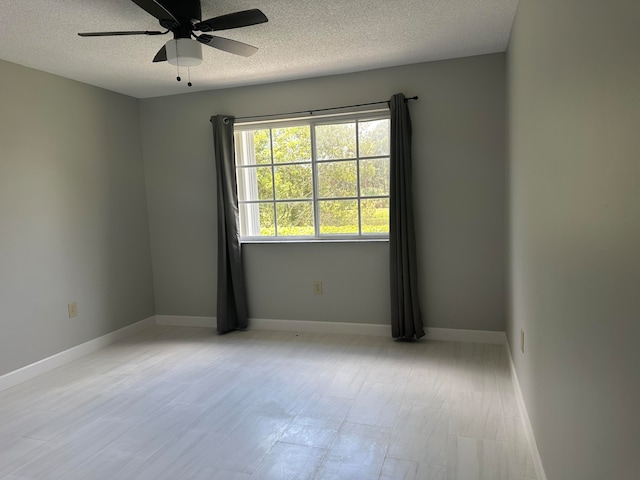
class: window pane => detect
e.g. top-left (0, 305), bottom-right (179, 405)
top-left (235, 130), bottom-right (271, 166)
top-left (253, 129), bottom-right (272, 164)
top-left (276, 202), bottom-right (314, 236)
top-left (235, 113), bottom-right (390, 240)
top-left (361, 198), bottom-right (389, 234)
top-left (359, 158), bottom-right (390, 196)
top-left (319, 200), bottom-right (358, 235)
top-left (316, 123), bottom-right (356, 160)
top-left (318, 161), bottom-right (357, 198)
top-left (236, 166), bottom-right (273, 201)
top-left (239, 202), bottom-right (275, 236)
top-left (358, 119), bottom-right (390, 157)
top-left (272, 126), bottom-right (311, 163)
top-left (274, 164), bottom-right (313, 199)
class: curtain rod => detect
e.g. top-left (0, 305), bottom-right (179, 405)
top-left (231, 96), bottom-right (418, 122)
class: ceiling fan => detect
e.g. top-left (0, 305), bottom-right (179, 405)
top-left (79, 0), bottom-right (268, 74)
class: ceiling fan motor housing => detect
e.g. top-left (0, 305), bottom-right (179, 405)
top-left (157, 0), bottom-right (202, 28)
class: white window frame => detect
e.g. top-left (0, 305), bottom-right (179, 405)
top-left (234, 108), bottom-right (390, 242)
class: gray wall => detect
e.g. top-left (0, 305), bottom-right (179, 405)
top-left (507, 1), bottom-right (640, 478)
top-left (140, 54), bottom-right (506, 330)
top-left (0, 60), bottom-right (155, 376)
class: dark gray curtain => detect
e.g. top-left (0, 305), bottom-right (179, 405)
top-left (389, 94), bottom-right (425, 339)
top-left (211, 115), bottom-right (248, 334)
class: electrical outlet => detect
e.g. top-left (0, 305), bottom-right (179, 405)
top-left (520, 329), bottom-right (525, 354)
top-left (313, 281), bottom-right (323, 295)
top-left (68, 302), bottom-right (78, 318)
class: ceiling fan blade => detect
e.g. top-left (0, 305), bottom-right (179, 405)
top-left (194, 9), bottom-right (268, 32)
top-left (78, 30), bottom-right (165, 37)
top-left (131, 0), bottom-right (178, 24)
top-left (197, 35), bottom-right (259, 57)
top-left (153, 45), bottom-right (167, 63)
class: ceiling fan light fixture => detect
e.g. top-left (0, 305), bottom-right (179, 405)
top-left (165, 38), bottom-right (202, 66)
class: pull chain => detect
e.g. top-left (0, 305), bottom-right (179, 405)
top-left (173, 41), bottom-right (194, 86)
top-left (176, 41), bottom-right (181, 81)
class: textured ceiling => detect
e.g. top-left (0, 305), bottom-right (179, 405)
top-left (0, 0), bottom-right (519, 98)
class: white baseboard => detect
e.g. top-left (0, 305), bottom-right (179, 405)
top-left (154, 315), bottom-right (390, 336)
top-left (505, 340), bottom-right (547, 480)
top-left (155, 315), bottom-right (506, 344)
top-left (0, 316), bottom-right (156, 393)
top-left (251, 318), bottom-right (391, 336)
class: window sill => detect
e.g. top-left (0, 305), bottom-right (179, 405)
top-left (240, 237), bottom-right (389, 245)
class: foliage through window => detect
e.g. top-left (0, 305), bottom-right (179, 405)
top-left (234, 111), bottom-right (390, 239)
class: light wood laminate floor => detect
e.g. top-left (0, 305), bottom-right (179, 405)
top-left (0, 326), bottom-right (537, 479)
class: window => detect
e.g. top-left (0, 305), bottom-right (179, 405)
top-left (234, 110), bottom-right (390, 240)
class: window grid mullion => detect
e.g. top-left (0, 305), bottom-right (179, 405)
top-left (355, 119), bottom-right (362, 235)
top-left (310, 122), bottom-right (320, 238)
top-left (237, 160), bottom-right (312, 168)
top-left (269, 129), bottom-right (278, 236)
top-left (239, 194), bottom-right (388, 205)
